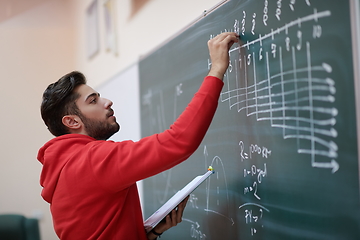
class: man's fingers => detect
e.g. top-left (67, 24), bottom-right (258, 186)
top-left (171, 209), bottom-right (177, 226)
top-left (176, 196), bottom-right (189, 222)
top-left (227, 34), bottom-right (240, 47)
top-left (209, 32), bottom-right (239, 47)
top-left (179, 196), bottom-right (189, 207)
top-left (212, 32), bottom-right (239, 42)
top-left (175, 205), bottom-right (185, 222)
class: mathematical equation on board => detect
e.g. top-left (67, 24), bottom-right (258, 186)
top-left (208, 1), bottom-right (339, 175)
top-left (185, 141), bottom-right (271, 239)
top-left (204, 0), bottom-right (337, 237)
top-left (239, 141), bottom-right (271, 236)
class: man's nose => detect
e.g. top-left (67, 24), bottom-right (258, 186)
top-left (103, 98), bottom-right (113, 109)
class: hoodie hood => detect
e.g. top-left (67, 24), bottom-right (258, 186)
top-left (37, 134), bottom-right (95, 203)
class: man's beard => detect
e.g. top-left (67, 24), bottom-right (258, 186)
top-left (80, 115), bottom-right (120, 140)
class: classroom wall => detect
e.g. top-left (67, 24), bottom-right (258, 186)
top-left (73, 0), bottom-right (222, 87)
top-left (0, 1), bottom-right (75, 239)
top-left (0, 0), bottom-right (220, 239)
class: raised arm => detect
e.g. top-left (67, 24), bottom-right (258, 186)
top-left (145, 32), bottom-right (239, 239)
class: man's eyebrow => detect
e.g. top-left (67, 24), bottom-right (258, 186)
top-left (85, 92), bottom-right (100, 101)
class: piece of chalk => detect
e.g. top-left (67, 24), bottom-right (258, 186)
top-left (208, 166), bottom-right (214, 171)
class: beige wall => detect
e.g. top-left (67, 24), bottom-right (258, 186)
top-left (0, 0), bottom-right (220, 239)
top-left (0, 0), bottom-right (75, 239)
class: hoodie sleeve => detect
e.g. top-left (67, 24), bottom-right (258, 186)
top-left (87, 76), bottom-right (224, 192)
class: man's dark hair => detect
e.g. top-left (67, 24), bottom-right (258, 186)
top-left (41, 71), bottom-right (86, 136)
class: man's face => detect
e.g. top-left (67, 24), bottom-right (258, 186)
top-left (74, 84), bottom-right (120, 140)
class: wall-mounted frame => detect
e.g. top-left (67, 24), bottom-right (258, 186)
top-left (86, 0), bottom-right (100, 59)
top-left (103, 0), bottom-right (118, 56)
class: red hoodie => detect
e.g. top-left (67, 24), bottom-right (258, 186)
top-left (37, 76), bottom-right (224, 239)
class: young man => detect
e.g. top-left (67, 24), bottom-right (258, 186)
top-left (38, 32), bottom-right (239, 239)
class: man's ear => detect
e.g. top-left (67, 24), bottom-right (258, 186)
top-left (62, 115), bottom-right (82, 130)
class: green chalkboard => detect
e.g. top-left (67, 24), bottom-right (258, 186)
top-left (139, 0), bottom-right (360, 239)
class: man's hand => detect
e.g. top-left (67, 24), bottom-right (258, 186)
top-left (147, 196), bottom-right (189, 240)
top-left (207, 32), bottom-right (239, 80)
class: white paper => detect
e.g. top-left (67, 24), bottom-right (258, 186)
top-left (144, 170), bottom-right (214, 232)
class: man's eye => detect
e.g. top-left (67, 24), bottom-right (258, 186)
top-left (90, 99), bottom-right (97, 104)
